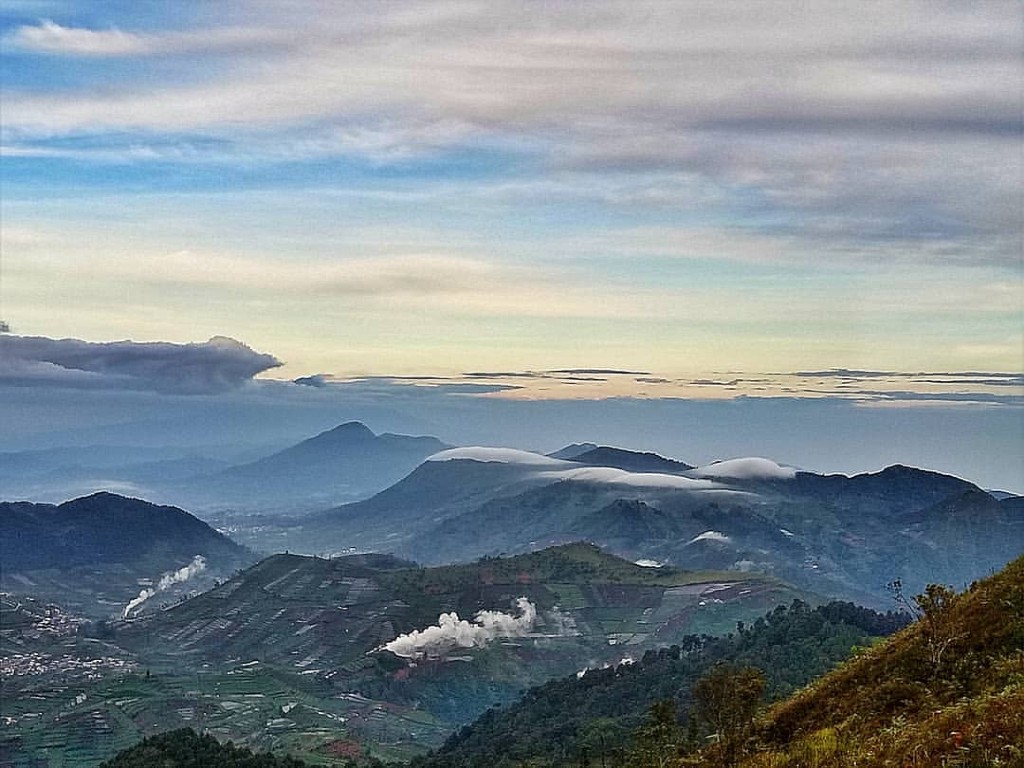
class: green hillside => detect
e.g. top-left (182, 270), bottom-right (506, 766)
top-left (98, 728), bottom-right (309, 767)
top-left (413, 554), bottom-right (1024, 768)
top-left (409, 600), bottom-right (908, 767)
top-left (704, 554), bottom-right (1024, 767)
top-left (641, 554), bottom-right (1024, 767)
top-left (1, 544), bottom-right (812, 767)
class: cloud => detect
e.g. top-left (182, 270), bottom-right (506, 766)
top-left (692, 457), bottom-right (797, 480)
top-left (37, 245), bottom-right (657, 320)
top-left (463, 369), bottom-right (650, 382)
top-left (550, 368), bottom-right (651, 376)
top-left (536, 465), bottom-right (721, 491)
top-left (293, 374), bottom-right (330, 388)
top-left (318, 368), bottom-right (1024, 406)
top-left (4, 2), bottom-right (1017, 272)
top-left (6, 3), bottom-right (1015, 153)
top-left (0, 334), bottom-right (281, 394)
top-left (84, 250), bottom-right (502, 297)
top-left (9, 19), bottom-right (278, 57)
top-left (11, 20), bottom-right (153, 56)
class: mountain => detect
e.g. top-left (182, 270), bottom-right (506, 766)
top-left (187, 421), bottom-right (451, 512)
top-left (268, 448), bottom-right (1022, 606)
top-left (548, 443), bottom-right (599, 460)
top-left (419, 554), bottom-right (1024, 768)
top-left (566, 446), bottom-right (694, 473)
top-left (0, 492), bottom-right (254, 618)
top-left (0, 423), bottom-right (451, 515)
top-left (98, 544), bottom-right (807, 756)
top-left (277, 447), bottom-right (566, 554)
top-left (987, 489), bottom-right (1020, 501)
top-left (682, 554), bottom-right (1024, 767)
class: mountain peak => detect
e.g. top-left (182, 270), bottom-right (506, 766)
top-left (298, 420), bottom-right (377, 448)
top-left (322, 421), bottom-right (375, 439)
top-left (548, 443), bottom-right (599, 460)
top-left (569, 446), bottom-right (694, 473)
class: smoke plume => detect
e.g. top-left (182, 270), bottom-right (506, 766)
top-left (384, 597), bottom-right (536, 659)
top-left (122, 555), bottom-right (206, 619)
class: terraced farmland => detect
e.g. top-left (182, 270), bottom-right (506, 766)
top-left (2, 544), bottom-right (813, 766)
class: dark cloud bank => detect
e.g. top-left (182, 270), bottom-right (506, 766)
top-left (0, 334), bottom-right (281, 394)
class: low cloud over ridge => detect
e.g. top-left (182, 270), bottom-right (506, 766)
top-left (0, 334), bottom-right (281, 394)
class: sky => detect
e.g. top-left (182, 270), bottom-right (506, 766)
top-left (0, 2), bottom-right (1021, 489)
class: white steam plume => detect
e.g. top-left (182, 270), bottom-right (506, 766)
top-left (122, 555), bottom-right (206, 619)
top-left (383, 597), bottom-right (536, 659)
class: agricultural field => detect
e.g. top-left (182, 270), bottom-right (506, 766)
top-left (1, 545), bottom-right (810, 767)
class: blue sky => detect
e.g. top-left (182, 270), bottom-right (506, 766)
top-left (0, 1), bottom-right (1021, 486)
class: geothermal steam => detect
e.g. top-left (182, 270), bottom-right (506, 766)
top-left (384, 597), bottom-right (537, 659)
top-left (122, 555), bottom-right (206, 619)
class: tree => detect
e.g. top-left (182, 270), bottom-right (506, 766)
top-left (627, 699), bottom-right (682, 768)
top-left (914, 583), bottom-right (965, 674)
top-left (888, 580), bottom-right (966, 675)
top-left (692, 664), bottom-right (765, 765)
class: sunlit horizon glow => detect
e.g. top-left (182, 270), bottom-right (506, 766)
top-left (1, 1), bottom-right (1021, 397)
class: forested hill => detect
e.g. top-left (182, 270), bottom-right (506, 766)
top-left (99, 728), bottom-right (309, 768)
top-left (685, 553), bottom-right (1024, 767)
top-left (411, 601), bottom-right (908, 767)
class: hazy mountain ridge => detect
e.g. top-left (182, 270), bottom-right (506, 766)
top-left (192, 421), bottom-right (450, 511)
top-left (564, 446), bottom-right (695, 473)
top-left (3, 435), bottom-right (1020, 766)
top-left (0, 422), bottom-right (452, 515)
top-left (0, 492), bottom-right (255, 618)
top-left (274, 448), bottom-right (1021, 607)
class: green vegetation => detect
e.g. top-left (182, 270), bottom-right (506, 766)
top-left (98, 728), bottom-right (309, 767)
top-left (668, 555), bottom-right (1024, 767)
top-left (411, 555), bottom-right (1024, 768)
top-left (2, 544), bottom-right (808, 767)
top-left (382, 543), bottom-right (749, 593)
top-left (410, 600), bottom-right (907, 767)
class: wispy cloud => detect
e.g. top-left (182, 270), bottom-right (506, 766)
top-left (9, 19), bottom-right (280, 57)
top-left (12, 20), bottom-right (150, 56)
top-left (4, 2), bottom-right (1017, 274)
top-left (2, 1), bottom-right (1019, 380)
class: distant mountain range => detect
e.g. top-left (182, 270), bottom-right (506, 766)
top-left (0, 422), bottom-right (451, 513)
top-left (272, 446), bottom-right (1023, 607)
top-left (0, 492), bottom-right (254, 618)
top-left (184, 421), bottom-right (450, 511)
